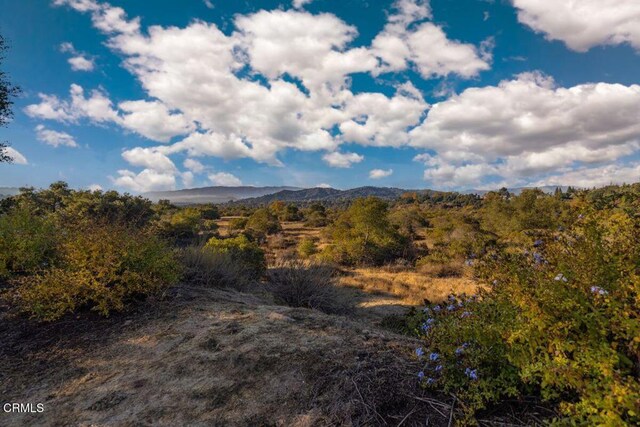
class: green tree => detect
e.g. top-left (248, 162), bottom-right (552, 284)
top-left (325, 197), bottom-right (412, 265)
top-left (245, 208), bottom-right (281, 242)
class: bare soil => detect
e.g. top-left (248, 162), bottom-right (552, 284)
top-left (0, 285), bottom-right (451, 426)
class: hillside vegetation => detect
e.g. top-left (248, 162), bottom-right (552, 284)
top-left (1, 182), bottom-right (639, 425)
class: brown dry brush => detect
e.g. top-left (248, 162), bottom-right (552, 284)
top-left (266, 260), bottom-right (352, 314)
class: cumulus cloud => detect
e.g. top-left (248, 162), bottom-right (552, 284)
top-left (292, 0), bottom-right (313, 9)
top-left (411, 72), bottom-right (640, 187)
top-left (35, 124), bottom-right (78, 147)
top-left (208, 172), bottom-right (242, 186)
top-left (25, 84), bottom-right (118, 123)
top-left (5, 147), bottom-right (28, 165)
top-left (531, 163), bottom-right (640, 188)
top-left (25, 86), bottom-right (193, 143)
top-left (88, 183), bottom-right (103, 191)
top-left (111, 169), bottom-right (176, 192)
top-left (322, 151), bottom-right (364, 168)
top-left (45, 0), bottom-right (640, 190)
top-left (513, 0), bottom-right (640, 52)
top-left (372, 0), bottom-right (491, 78)
top-left (369, 168), bottom-right (393, 179)
top-left (118, 100), bottom-right (195, 142)
top-left (60, 42), bottom-right (95, 71)
top-left (183, 158), bottom-right (206, 174)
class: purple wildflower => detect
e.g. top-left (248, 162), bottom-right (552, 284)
top-left (465, 368), bottom-right (478, 380)
top-left (429, 352), bottom-right (439, 362)
top-left (415, 347), bottom-right (425, 358)
top-left (590, 286), bottom-right (609, 296)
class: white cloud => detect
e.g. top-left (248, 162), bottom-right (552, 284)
top-left (322, 151), bottom-right (364, 168)
top-left (208, 172), bottom-right (242, 186)
top-left (513, 0), bottom-right (640, 52)
top-left (5, 147), bottom-right (28, 164)
top-left (121, 147), bottom-right (177, 173)
top-left (181, 171), bottom-right (195, 187)
top-left (60, 42), bottom-right (96, 71)
top-left (183, 158), bottom-right (206, 174)
top-left (369, 168), bottom-right (393, 179)
top-left (35, 124), bottom-right (78, 147)
top-left (411, 72), bottom-right (640, 187)
top-left (68, 55), bottom-right (95, 71)
top-left (118, 100), bottom-right (195, 142)
top-left (372, 0), bottom-right (491, 78)
top-left (292, 0), bottom-right (313, 9)
top-left (531, 163), bottom-right (640, 188)
top-left (203, 0), bottom-right (214, 9)
top-left (25, 84), bottom-right (118, 123)
top-left (88, 183), bottom-right (103, 191)
top-left (112, 168), bottom-right (176, 192)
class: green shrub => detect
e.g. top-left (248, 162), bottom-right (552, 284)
top-left (12, 224), bottom-right (180, 321)
top-left (297, 237), bottom-right (318, 259)
top-left (244, 208), bottom-right (281, 242)
top-left (325, 197), bottom-right (413, 266)
top-left (0, 208), bottom-right (57, 277)
top-left (411, 209), bottom-right (640, 425)
top-left (266, 260), bottom-right (349, 314)
top-left (227, 217), bottom-right (248, 234)
top-left (156, 208), bottom-right (203, 243)
top-left (204, 235), bottom-right (266, 279)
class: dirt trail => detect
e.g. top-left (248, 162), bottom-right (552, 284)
top-left (1, 286), bottom-right (448, 426)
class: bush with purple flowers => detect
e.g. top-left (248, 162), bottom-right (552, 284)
top-left (411, 207), bottom-right (640, 425)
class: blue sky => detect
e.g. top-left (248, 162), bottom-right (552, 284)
top-left (1, 0), bottom-right (640, 192)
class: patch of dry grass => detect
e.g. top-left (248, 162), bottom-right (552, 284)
top-left (339, 267), bottom-right (478, 308)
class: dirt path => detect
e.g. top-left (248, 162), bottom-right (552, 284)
top-left (1, 286), bottom-right (448, 426)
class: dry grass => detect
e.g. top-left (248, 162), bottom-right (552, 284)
top-left (338, 267), bottom-right (478, 323)
top-left (266, 260), bottom-right (351, 314)
top-left (0, 286), bottom-right (452, 426)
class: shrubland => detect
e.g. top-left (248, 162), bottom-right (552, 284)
top-left (1, 181), bottom-right (639, 424)
top-left (409, 186), bottom-right (640, 425)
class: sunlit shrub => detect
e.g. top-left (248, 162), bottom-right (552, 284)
top-left (411, 209), bottom-right (640, 425)
top-left (325, 197), bottom-right (413, 266)
top-left (297, 237), bottom-right (318, 259)
top-left (204, 235), bottom-right (266, 279)
top-left (13, 224), bottom-right (180, 321)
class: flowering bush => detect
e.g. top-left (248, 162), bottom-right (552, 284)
top-left (411, 209), bottom-right (640, 425)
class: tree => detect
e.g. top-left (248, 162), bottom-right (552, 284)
top-left (326, 197), bottom-right (413, 265)
top-left (0, 35), bottom-right (21, 163)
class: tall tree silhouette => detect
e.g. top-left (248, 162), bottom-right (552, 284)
top-left (0, 34), bottom-right (21, 163)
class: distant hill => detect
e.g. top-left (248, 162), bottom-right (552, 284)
top-left (143, 186), bottom-right (301, 204)
top-left (228, 186), bottom-right (414, 206)
top-left (463, 186), bottom-right (572, 196)
top-left (0, 187), bottom-right (20, 199)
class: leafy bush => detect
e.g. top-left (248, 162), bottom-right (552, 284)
top-left (324, 197), bottom-right (413, 266)
top-left (266, 260), bottom-right (349, 314)
top-left (0, 208), bottom-right (57, 277)
top-left (11, 224), bottom-right (180, 321)
top-left (244, 208), bottom-right (281, 242)
top-left (227, 217), bottom-right (248, 235)
top-left (156, 207), bottom-right (204, 244)
top-left (297, 237), bottom-right (318, 258)
top-left (204, 235), bottom-right (266, 279)
top-left (411, 209), bottom-right (640, 425)
top-left (181, 246), bottom-right (255, 290)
